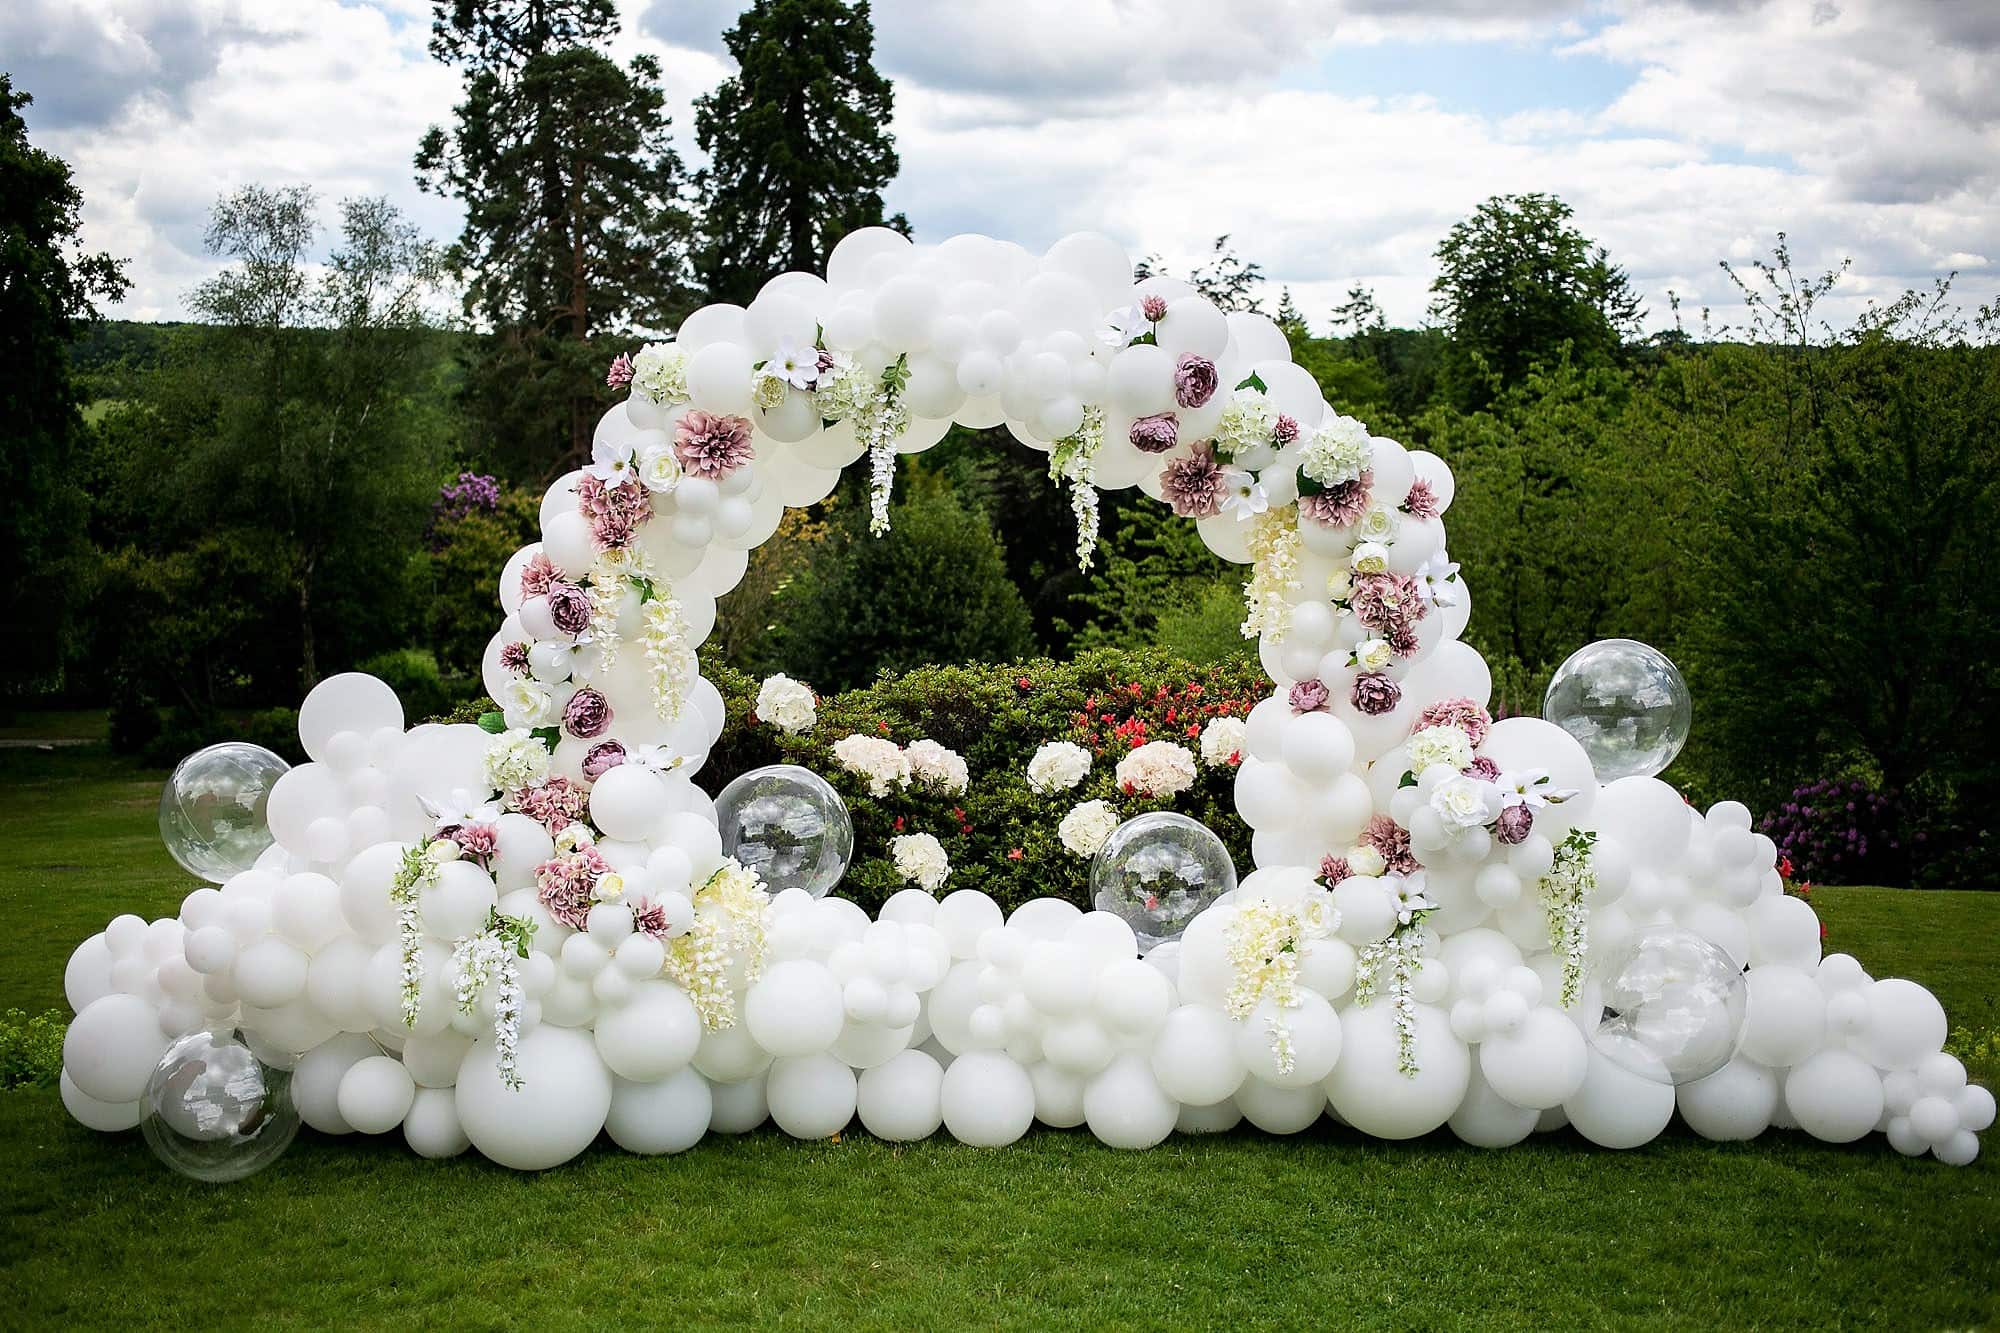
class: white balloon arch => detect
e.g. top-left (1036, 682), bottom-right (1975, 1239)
top-left (56, 228), bottom-right (1992, 1170)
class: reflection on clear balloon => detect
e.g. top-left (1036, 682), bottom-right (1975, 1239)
top-left (158, 743), bottom-right (293, 883)
top-left (141, 1028), bottom-right (301, 1182)
top-left (713, 764), bottom-right (854, 898)
top-left (1089, 812), bottom-right (1237, 953)
top-left (1592, 926), bottom-right (1746, 1085)
top-left (1542, 639), bottom-right (1690, 781)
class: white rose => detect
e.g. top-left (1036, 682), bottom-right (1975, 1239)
top-left (594, 871), bottom-right (627, 903)
top-left (1354, 637), bottom-right (1394, 671)
top-left (1027, 741), bottom-right (1092, 794)
top-left (1058, 800), bottom-right (1121, 858)
top-left (638, 444), bottom-right (683, 493)
top-left (1345, 844), bottom-right (1386, 878)
top-left (424, 837), bottom-right (461, 864)
top-left (1431, 774), bottom-right (1502, 829)
top-left (1327, 569), bottom-right (1354, 600)
top-left (1357, 506), bottom-right (1400, 544)
top-left (1351, 540), bottom-right (1390, 575)
top-left (553, 822), bottom-right (595, 854)
top-left (502, 677), bottom-right (556, 727)
top-left (1296, 888), bottom-right (1342, 940)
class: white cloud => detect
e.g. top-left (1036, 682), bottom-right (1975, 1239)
top-left (13, 0), bottom-right (1995, 334)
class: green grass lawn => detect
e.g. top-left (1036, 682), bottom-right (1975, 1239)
top-left (1, 747), bottom-right (1995, 1328)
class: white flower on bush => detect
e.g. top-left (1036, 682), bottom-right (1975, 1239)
top-left (1199, 717), bottom-right (1247, 767)
top-left (1059, 800), bottom-right (1121, 858)
top-left (754, 674), bottom-right (817, 734)
top-left (1027, 741), bottom-right (1092, 794)
top-left (1407, 724), bottom-right (1472, 775)
top-left (1115, 740), bottom-right (1197, 797)
top-left (1431, 774), bottom-right (1503, 829)
top-left (905, 739), bottom-right (969, 794)
top-left (483, 728), bottom-right (551, 793)
top-left (831, 734), bottom-right (910, 797)
top-left (891, 832), bottom-right (951, 891)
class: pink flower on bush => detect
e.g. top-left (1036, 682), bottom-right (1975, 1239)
top-left (1174, 354), bottom-right (1218, 409)
top-left (563, 686), bottom-right (612, 739)
top-left (674, 409), bottom-right (755, 480)
top-left (1129, 413), bottom-right (1179, 454)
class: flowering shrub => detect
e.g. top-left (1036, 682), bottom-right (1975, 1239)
top-left (1759, 779), bottom-right (1901, 885)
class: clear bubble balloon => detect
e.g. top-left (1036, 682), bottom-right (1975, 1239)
top-left (159, 743), bottom-right (293, 882)
top-left (713, 764), bottom-right (854, 898)
top-left (1089, 813), bottom-right (1237, 953)
top-left (141, 1028), bottom-right (301, 1182)
top-left (1592, 926), bottom-right (1747, 1086)
top-left (1542, 639), bottom-right (1691, 781)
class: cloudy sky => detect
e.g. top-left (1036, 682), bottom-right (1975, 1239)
top-left (8, 0), bottom-right (1996, 333)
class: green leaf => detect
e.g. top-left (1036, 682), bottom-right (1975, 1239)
top-left (1398, 770), bottom-right (1419, 789)
top-left (1236, 371), bottom-right (1267, 394)
top-left (629, 573), bottom-right (658, 604)
top-left (530, 726), bottom-right (561, 751)
top-left (476, 711), bottom-right (507, 734)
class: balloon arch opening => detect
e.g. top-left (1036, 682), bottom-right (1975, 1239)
top-left (61, 228), bottom-right (1990, 1172)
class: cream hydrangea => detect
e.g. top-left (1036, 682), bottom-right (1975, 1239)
top-left (630, 342), bottom-right (689, 404)
top-left (890, 833), bottom-right (951, 891)
top-left (1027, 741), bottom-right (1092, 794)
top-left (1115, 740), bottom-right (1197, 797)
top-left (1213, 388), bottom-right (1277, 459)
top-left (1199, 716), bottom-right (1248, 766)
top-left (483, 728), bottom-right (552, 793)
top-left (832, 734), bottom-right (911, 797)
top-left (1058, 799), bottom-right (1120, 857)
top-left (1299, 415), bottom-right (1370, 488)
top-left (1407, 724), bottom-right (1473, 775)
top-left (905, 739), bottom-right (969, 794)
top-left (754, 674), bottom-right (818, 735)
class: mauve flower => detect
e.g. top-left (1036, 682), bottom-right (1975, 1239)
top-left (1417, 696), bottom-right (1493, 746)
top-left (1320, 854), bottom-right (1352, 885)
top-left (1352, 672), bottom-right (1402, 716)
top-left (1129, 413), bottom-right (1179, 454)
top-left (510, 776), bottom-right (590, 835)
top-left (1141, 294), bottom-right (1168, 322)
top-left (500, 641), bottom-right (531, 675)
top-left (535, 845), bottom-right (609, 930)
top-left (1299, 471), bottom-right (1373, 528)
top-left (1273, 414), bottom-right (1300, 446)
top-left (1466, 755), bottom-right (1500, 782)
top-left (606, 352), bottom-right (634, 389)
top-left (520, 552), bottom-right (559, 600)
top-left (1363, 813), bottom-right (1420, 877)
top-left (563, 686), bottom-right (612, 739)
top-left (674, 409), bottom-right (755, 480)
top-left (1289, 679), bottom-right (1330, 713)
top-left (1403, 477), bottom-right (1441, 521)
top-left (1174, 354), bottom-right (1218, 409)
top-left (575, 473), bottom-right (652, 550)
top-left (629, 895), bottom-right (674, 939)
top-left (449, 821), bottom-right (499, 864)
top-left (1495, 804), bottom-right (1534, 845)
top-left (547, 581), bottom-right (593, 636)
top-left (1161, 443), bottom-right (1226, 518)
top-left (582, 740), bottom-right (626, 780)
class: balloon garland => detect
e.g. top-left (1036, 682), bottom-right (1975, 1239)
top-left (57, 229), bottom-right (1992, 1172)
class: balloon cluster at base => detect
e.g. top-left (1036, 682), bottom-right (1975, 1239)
top-left (56, 228), bottom-right (1990, 1174)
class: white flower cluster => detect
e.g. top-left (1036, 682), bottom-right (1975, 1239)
top-left (1114, 740), bottom-right (1197, 797)
top-left (1223, 890), bottom-right (1340, 1076)
top-left (1299, 415), bottom-right (1370, 488)
top-left (664, 860), bottom-right (772, 1032)
top-left (1027, 741), bottom-right (1091, 793)
top-left (482, 728), bottom-right (552, 794)
top-left (1240, 505), bottom-right (1302, 641)
top-left (905, 739), bottom-right (969, 794)
top-left (890, 833), bottom-right (952, 891)
top-left (1213, 387), bottom-right (1277, 460)
top-left (1198, 716), bottom-right (1247, 767)
top-left (640, 596), bottom-right (696, 724)
top-left (503, 676), bottom-right (557, 728)
top-left (390, 846), bottom-right (442, 1029)
top-left (1058, 799), bottom-right (1120, 857)
top-left (1538, 830), bottom-right (1597, 1009)
top-left (832, 734), bottom-right (912, 797)
top-left (755, 674), bottom-right (818, 735)
top-left (1407, 724), bottom-right (1473, 776)
top-left (449, 930), bottom-right (525, 1091)
top-left (630, 342), bottom-right (689, 405)
top-left (1050, 406), bottom-right (1105, 572)
top-left (1356, 927), bottom-right (1427, 1078)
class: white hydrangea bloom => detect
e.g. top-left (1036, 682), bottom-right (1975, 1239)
top-left (1059, 799), bottom-right (1121, 858)
top-left (1115, 740), bottom-right (1198, 797)
top-left (755, 674), bottom-right (818, 735)
top-left (890, 833), bottom-right (951, 891)
top-left (1027, 741), bottom-right (1092, 794)
top-left (831, 734), bottom-right (911, 797)
top-left (1198, 716), bottom-right (1248, 766)
top-left (905, 739), bottom-right (969, 794)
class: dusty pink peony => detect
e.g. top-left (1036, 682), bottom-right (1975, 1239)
top-left (1161, 443), bottom-right (1227, 518)
top-left (674, 409), bottom-right (755, 480)
top-left (1466, 755), bottom-right (1500, 782)
top-left (1174, 354), bottom-right (1218, 409)
top-left (1352, 672), bottom-right (1402, 716)
top-left (1289, 679), bottom-right (1330, 713)
top-left (1129, 413), bottom-right (1179, 454)
top-left (581, 739), bottom-right (626, 780)
top-left (1495, 803), bottom-right (1534, 845)
top-left (547, 580), bottom-right (593, 636)
top-left (562, 686), bottom-right (612, 739)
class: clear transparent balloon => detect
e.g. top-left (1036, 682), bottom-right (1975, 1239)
top-left (1592, 926), bottom-right (1747, 1085)
top-left (1090, 812), bottom-right (1238, 953)
top-left (1542, 638), bottom-right (1691, 781)
top-left (157, 743), bottom-right (292, 882)
top-left (141, 1029), bottom-right (301, 1182)
top-left (713, 764), bottom-right (854, 898)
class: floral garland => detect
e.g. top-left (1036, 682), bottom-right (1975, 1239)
top-left (664, 859), bottom-right (772, 1031)
top-left (586, 547), bottom-right (653, 671)
top-left (389, 844), bottom-right (444, 1028)
top-left (1354, 877), bottom-right (1436, 1077)
top-left (450, 909), bottom-right (536, 1090)
top-left (639, 595), bottom-right (696, 725)
top-left (1240, 503), bottom-right (1302, 641)
top-left (1048, 406), bottom-right (1106, 572)
top-left (830, 355), bottom-right (911, 536)
top-left (1222, 891), bottom-right (1339, 1077)
top-left (1538, 828), bottom-right (1597, 1009)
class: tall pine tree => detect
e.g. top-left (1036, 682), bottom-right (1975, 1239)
top-left (1, 76), bottom-right (128, 699)
top-left (417, 0), bottom-right (692, 477)
top-left (694, 0), bottom-right (904, 304)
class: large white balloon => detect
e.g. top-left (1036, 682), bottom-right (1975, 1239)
top-left (457, 1025), bottom-right (613, 1170)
